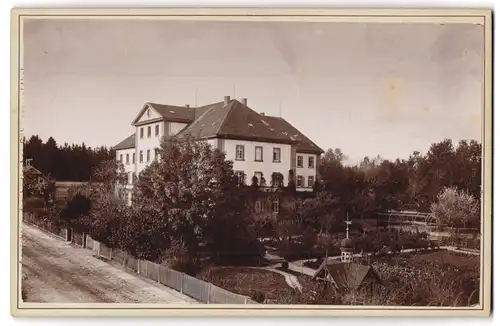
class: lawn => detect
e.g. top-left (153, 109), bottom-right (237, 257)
top-left (197, 266), bottom-right (296, 303)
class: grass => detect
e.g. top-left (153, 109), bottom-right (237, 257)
top-left (197, 266), bottom-right (296, 303)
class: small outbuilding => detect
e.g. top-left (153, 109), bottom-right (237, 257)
top-left (312, 260), bottom-right (383, 292)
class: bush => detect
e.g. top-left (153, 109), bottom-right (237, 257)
top-left (251, 290), bottom-right (266, 303)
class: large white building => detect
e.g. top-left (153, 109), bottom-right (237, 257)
top-left (113, 96), bottom-right (324, 204)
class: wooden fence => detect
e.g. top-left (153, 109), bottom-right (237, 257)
top-left (22, 215), bottom-right (258, 304)
top-left (93, 244), bottom-right (256, 304)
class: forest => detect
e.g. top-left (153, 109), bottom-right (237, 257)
top-left (22, 135), bottom-right (115, 181)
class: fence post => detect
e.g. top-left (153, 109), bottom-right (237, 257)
top-left (157, 264), bottom-right (160, 283)
top-left (137, 259), bottom-right (140, 274)
top-left (180, 273), bottom-right (184, 294)
top-left (207, 283), bottom-right (211, 304)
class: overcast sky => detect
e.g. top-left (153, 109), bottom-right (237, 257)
top-left (22, 19), bottom-right (484, 164)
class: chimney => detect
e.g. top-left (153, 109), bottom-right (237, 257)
top-left (224, 95), bottom-right (230, 105)
top-left (240, 98), bottom-right (247, 106)
top-left (260, 112), bottom-right (266, 116)
top-left (185, 104), bottom-right (190, 108)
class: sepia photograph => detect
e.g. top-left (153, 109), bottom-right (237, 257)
top-left (11, 8), bottom-right (492, 317)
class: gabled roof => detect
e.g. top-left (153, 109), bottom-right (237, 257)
top-left (312, 261), bottom-right (382, 290)
top-left (146, 103), bottom-right (196, 123)
top-left (23, 165), bottom-right (45, 177)
top-left (113, 133), bottom-right (135, 150)
top-left (120, 98), bottom-right (323, 154)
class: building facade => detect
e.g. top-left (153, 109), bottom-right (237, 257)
top-left (113, 96), bottom-right (324, 205)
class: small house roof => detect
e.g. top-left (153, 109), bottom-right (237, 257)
top-left (23, 165), bottom-right (46, 178)
top-left (312, 260), bottom-right (382, 290)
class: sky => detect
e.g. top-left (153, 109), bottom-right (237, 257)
top-left (22, 19), bottom-right (484, 164)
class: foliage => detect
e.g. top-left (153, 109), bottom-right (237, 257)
top-left (130, 135), bottom-right (263, 265)
top-left (23, 135), bottom-right (115, 182)
top-left (59, 159), bottom-right (128, 242)
top-left (431, 187), bottom-right (481, 229)
top-left (318, 139), bottom-right (482, 219)
top-left (22, 172), bottom-right (42, 198)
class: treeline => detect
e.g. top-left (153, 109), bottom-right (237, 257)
top-left (25, 135), bottom-right (482, 276)
top-left (319, 138), bottom-right (482, 217)
top-left (22, 135), bottom-right (115, 181)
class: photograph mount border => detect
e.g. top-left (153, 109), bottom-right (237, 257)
top-left (10, 7), bottom-right (493, 318)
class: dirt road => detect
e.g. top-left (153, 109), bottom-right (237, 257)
top-left (21, 223), bottom-right (198, 304)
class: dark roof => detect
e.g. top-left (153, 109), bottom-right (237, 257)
top-left (313, 261), bottom-right (381, 290)
top-left (260, 116), bottom-right (324, 154)
top-left (341, 238), bottom-right (354, 248)
top-left (113, 134), bottom-right (135, 150)
top-left (119, 99), bottom-right (323, 154)
top-left (23, 165), bottom-right (45, 177)
top-left (146, 103), bottom-right (196, 123)
top-left (178, 100), bottom-right (324, 153)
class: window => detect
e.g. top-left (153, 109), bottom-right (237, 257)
top-left (273, 148), bottom-right (281, 162)
top-left (297, 155), bottom-right (303, 168)
top-left (235, 171), bottom-right (245, 185)
top-left (132, 172), bottom-right (137, 184)
top-left (255, 200), bottom-right (262, 213)
top-left (155, 149), bottom-right (159, 161)
top-left (147, 126), bottom-right (151, 138)
top-left (132, 153), bottom-right (136, 164)
top-left (254, 171), bottom-right (263, 185)
top-left (255, 146), bottom-right (263, 162)
top-left (126, 154), bottom-right (130, 165)
top-left (147, 150), bottom-right (151, 162)
top-left (271, 173), bottom-right (282, 187)
top-left (236, 145), bottom-right (245, 161)
top-left (308, 156), bottom-right (315, 168)
top-left (273, 198), bottom-right (279, 213)
top-left (308, 176), bottom-right (314, 188)
top-left (139, 150), bottom-right (143, 163)
top-left (155, 124), bottom-right (159, 137)
top-left (140, 127), bottom-right (144, 139)
top-left (119, 154), bottom-right (123, 162)
top-left (296, 175), bottom-right (304, 187)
